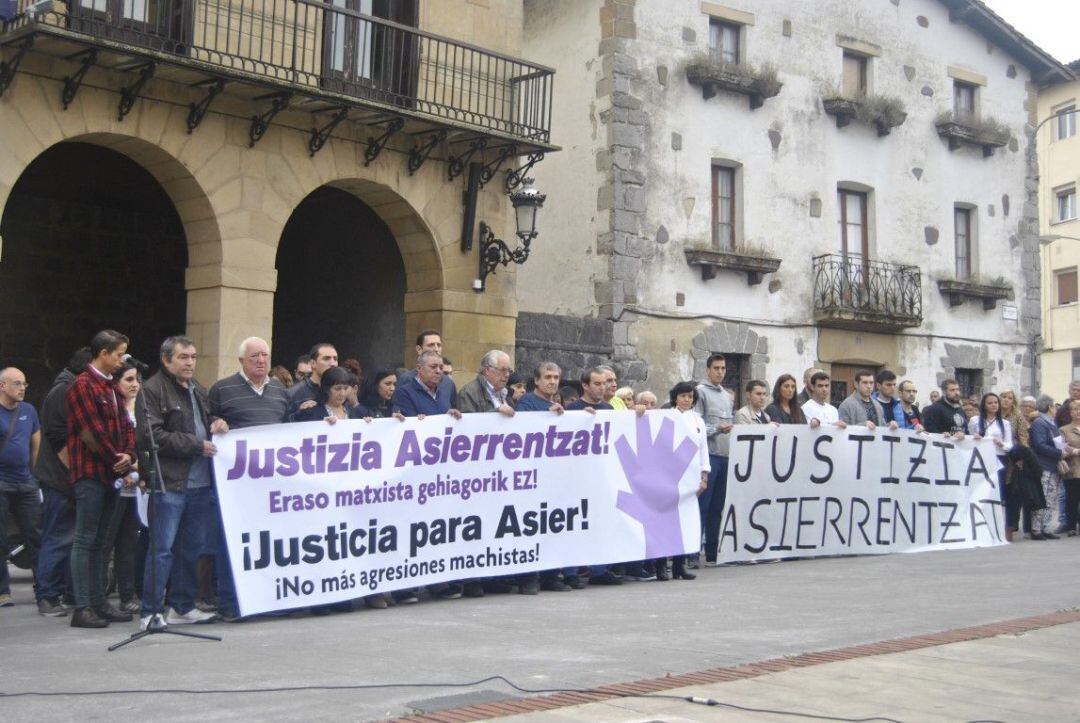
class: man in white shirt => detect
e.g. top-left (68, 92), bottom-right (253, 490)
top-left (801, 371), bottom-right (847, 429)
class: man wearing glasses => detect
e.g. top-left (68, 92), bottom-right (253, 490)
top-left (457, 350), bottom-right (516, 417)
top-left (0, 367), bottom-right (42, 609)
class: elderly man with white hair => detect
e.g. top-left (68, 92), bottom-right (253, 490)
top-left (207, 337), bottom-right (290, 621)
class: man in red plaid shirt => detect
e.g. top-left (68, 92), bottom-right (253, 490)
top-left (66, 330), bottom-right (137, 629)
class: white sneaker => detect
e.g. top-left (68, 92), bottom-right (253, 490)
top-left (139, 613), bottom-right (167, 631)
top-left (165, 607), bottom-right (217, 625)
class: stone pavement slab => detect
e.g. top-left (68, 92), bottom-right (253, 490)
top-left (1, 538), bottom-right (1079, 721)
top-left (491, 622), bottom-right (1080, 723)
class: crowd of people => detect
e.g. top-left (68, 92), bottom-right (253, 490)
top-left (1, 328), bottom-right (1079, 631)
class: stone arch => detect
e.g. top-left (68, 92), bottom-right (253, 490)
top-left (0, 133), bottom-right (221, 259)
top-left (0, 137), bottom-right (217, 399)
top-left (690, 321), bottom-right (770, 405)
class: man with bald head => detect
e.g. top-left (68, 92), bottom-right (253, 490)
top-left (0, 367), bottom-right (42, 608)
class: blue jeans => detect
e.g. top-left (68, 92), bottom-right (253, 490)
top-left (0, 482), bottom-right (42, 595)
top-left (36, 486), bottom-right (75, 602)
top-left (71, 479), bottom-right (115, 608)
top-left (141, 485), bottom-right (214, 617)
top-left (213, 492), bottom-right (239, 617)
top-left (699, 455), bottom-right (728, 561)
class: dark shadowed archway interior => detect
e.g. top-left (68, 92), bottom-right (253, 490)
top-left (272, 186), bottom-right (406, 374)
top-left (0, 142), bottom-right (187, 406)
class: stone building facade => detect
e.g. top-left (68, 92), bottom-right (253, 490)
top-left (0, 0), bottom-right (555, 398)
top-left (520, 0), bottom-right (1069, 403)
top-left (1037, 61), bottom-right (1080, 399)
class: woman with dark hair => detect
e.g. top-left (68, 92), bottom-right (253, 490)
top-left (765, 374), bottom-right (805, 425)
top-left (294, 366), bottom-right (355, 424)
top-left (969, 392), bottom-right (1013, 515)
top-left (104, 362), bottom-right (142, 613)
top-left (652, 381), bottom-right (710, 581)
top-left (350, 369), bottom-right (402, 421)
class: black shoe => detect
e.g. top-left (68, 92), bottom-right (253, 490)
top-left (483, 580), bottom-right (515, 594)
top-left (565, 577), bottom-right (587, 590)
top-left (519, 580), bottom-right (540, 595)
top-left (70, 607), bottom-right (109, 628)
top-left (1030, 533), bottom-right (1048, 540)
top-left (540, 579), bottom-right (571, 592)
top-left (675, 569), bottom-right (697, 580)
top-left (94, 603), bottom-right (133, 622)
top-left (655, 564), bottom-right (670, 581)
top-left (218, 610), bottom-right (244, 623)
top-left (462, 582), bottom-right (485, 598)
top-left (393, 590), bottom-right (419, 605)
top-left (437, 584), bottom-right (464, 600)
top-left (1044, 533), bottom-right (1060, 540)
top-left (589, 572), bottom-right (624, 586)
top-left (37, 598), bottom-right (68, 617)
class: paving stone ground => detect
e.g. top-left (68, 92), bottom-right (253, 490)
top-left (1, 537), bottom-right (1078, 721)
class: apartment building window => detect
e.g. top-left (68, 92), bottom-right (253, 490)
top-left (709, 19), bottom-right (741, 64)
top-left (842, 52), bottom-right (868, 98)
top-left (1056, 104), bottom-right (1077, 141)
top-left (1073, 349), bottom-right (1080, 381)
top-left (1057, 187), bottom-right (1077, 223)
top-left (837, 189), bottom-right (869, 257)
top-left (954, 81), bottom-right (976, 118)
top-left (711, 165), bottom-right (737, 249)
top-left (1058, 268), bottom-right (1079, 306)
top-left (954, 206), bottom-right (972, 280)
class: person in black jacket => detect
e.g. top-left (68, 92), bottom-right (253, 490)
top-left (922, 379), bottom-right (967, 437)
top-left (32, 347), bottom-right (92, 616)
top-left (136, 336), bottom-right (228, 629)
top-left (350, 369), bottom-right (402, 420)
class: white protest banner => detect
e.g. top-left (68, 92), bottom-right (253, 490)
top-left (718, 426), bottom-right (1006, 562)
top-left (213, 410), bottom-right (704, 615)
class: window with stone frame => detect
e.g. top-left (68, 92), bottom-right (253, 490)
top-left (711, 164), bottom-right (737, 250)
top-left (721, 353), bottom-right (749, 409)
top-left (954, 368), bottom-right (983, 399)
top-left (1057, 268), bottom-right (1078, 306)
top-left (842, 51), bottom-right (868, 98)
top-left (954, 206), bottom-right (973, 280)
top-left (953, 80), bottom-right (977, 119)
top-left (708, 18), bottom-right (741, 64)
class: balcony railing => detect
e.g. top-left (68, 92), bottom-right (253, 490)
top-left (812, 253), bottom-right (922, 331)
top-left (1, 0), bottom-right (553, 145)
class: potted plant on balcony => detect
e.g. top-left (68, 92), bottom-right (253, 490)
top-left (684, 54), bottom-right (782, 110)
top-left (684, 241), bottom-right (781, 286)
top-left (936, 274), bottom-right (1013, 310)
top-left (935, 111), bottom-right (1011, 156)
top-left (822, 91), bottom-right (907, 136)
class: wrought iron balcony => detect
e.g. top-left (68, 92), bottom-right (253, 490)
top-left (0, 0), bottom-right (554, 151)
top-left (812, 253), bottom-right (922, 331)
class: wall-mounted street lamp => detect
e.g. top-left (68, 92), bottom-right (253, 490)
top-left (1039, 234), bottom-right (1080, 245)
top-left (473, 178), bottom-right (546, 292)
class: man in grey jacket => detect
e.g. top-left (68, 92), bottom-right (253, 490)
top-left (694, 353), bottom-right (734, 566)
top-left (837, 370), bottom-right (897, 430)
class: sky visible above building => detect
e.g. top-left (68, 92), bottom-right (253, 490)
top-left (982, 0), bottom-right (1080, 64)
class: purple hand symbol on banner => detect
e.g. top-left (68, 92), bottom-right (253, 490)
top-left (615, 415), bottom-right (698, 559)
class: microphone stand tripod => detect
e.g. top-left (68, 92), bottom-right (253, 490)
top-left (109, 424), bottom-right (221, 651)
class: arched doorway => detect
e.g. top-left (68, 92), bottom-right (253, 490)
top-left (0, 142), bottom-right (187, 405)
top-left (272, 185), bottom-right (406, 374)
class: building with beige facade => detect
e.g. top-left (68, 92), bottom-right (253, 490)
top-left (0, 0), bottom-right (555, 400)
top-left (1037, 59), bottom-right (1080, 401)
top-left (519, 0), bottom-right (1070, 405)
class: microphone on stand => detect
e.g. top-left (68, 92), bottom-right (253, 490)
top-left (121, 354), bottom-right (151, 376)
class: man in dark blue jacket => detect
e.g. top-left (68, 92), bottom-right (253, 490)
top-left (392, 351), bottom-right (461, 419)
